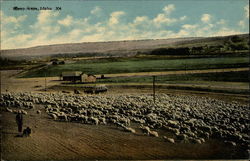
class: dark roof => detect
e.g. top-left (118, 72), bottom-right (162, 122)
top-left (62, 71), bottom-right (82, 77)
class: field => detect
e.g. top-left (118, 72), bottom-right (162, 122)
top-left (21, 55), bottom-right (249, 78)
top-left (1, 34), bottom-right (250, 160)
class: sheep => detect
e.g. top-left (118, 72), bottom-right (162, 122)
top-left (99, 117), bottom-right (107, 125)
top-left (149, 130), bottom-right (159, 137)
top-left (140, 125), bottom-right (151, 135)
top-left (78, 115), bottom-right (88, 124)
top-left (57, 113), bottom-right (68, 121)
top-left (119, 117), bottom-right (131, 126)
top-left (6, 107), bottom-right (13, 113)
top-left (163, 136), bottom-right (175, 143)
top-left (2, 92), bottom-right (249, 146)
top-left (123, 126), bottom-right (136, 134)
top-left (21, 110), bottom-right (28, 115)
top-left (140, 125), bottom-right (159, 137)
top-left (88, 117), bottom-right (99, 125)
top-left (49, 113), bottom-right (58, 120)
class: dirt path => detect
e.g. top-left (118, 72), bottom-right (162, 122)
top-left (0, 70), bottom-right (59, 93)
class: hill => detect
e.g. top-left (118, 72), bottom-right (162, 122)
top-left (1, 34), bottom-right (248, 60)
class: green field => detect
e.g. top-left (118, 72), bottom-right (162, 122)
top-left (22, 56), bottom-right (249, 78)
top-left (97, 71), bottom-right (249, 83)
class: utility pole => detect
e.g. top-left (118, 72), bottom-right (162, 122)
top-left (153, 76), bottom-right (156, 103)
top-left (45, 72), bottom-right (47, 91)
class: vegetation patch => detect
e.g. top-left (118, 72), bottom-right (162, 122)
top-left (21, 56), bottom-right (249, 78)
top-left (97, 71), bottom-right (249, 83)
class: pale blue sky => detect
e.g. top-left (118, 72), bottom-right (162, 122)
top-left (1, 0), bottom-right (249, 49)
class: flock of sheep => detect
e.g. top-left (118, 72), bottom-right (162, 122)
top-left (1, 92), bottom-right (249, 150)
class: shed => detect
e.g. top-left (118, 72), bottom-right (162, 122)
top-left (81, 74), bottom-right (96, 83)
top-left (61, 71), bottom-right (82, 82)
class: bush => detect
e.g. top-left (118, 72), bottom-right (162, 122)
top-left (230, 35), bottom-right (244, 43)
top-left (230, 42), bottom-right (249, 50)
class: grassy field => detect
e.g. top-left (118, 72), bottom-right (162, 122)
top-left (57, 71), bottom-right (249, 95)
top-left (96, 71), bottom-right (249, 84)
top-left (22, 55), bottom-right (249, 78)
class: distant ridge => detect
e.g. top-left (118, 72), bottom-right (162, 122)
top-left (1, 34), bottom-right (248, 60)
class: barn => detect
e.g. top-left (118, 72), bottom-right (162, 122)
top-left (61, 71), bottom-right (96, 83)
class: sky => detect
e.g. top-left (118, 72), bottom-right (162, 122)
top-left (0, 0), bottom-right (249, 49)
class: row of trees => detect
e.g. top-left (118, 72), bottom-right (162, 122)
top-left (0, 57), bottom-right (22, 66)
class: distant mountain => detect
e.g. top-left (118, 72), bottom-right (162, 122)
top-left (1, 34), bottom-right (248, 60)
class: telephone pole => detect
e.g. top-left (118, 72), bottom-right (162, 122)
top-left (45, 72), bottom-right (47, 91)
top-left (153, 76), bottom-right (156, 103)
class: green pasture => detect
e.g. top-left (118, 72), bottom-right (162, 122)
top-left (22, 56), bottom-right (249, 78)
top-left (97, 71), bottom-right (249, 84)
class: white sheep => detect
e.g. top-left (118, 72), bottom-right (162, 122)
top-left (49, 113), bottom-right (58, 120)
top-left (163, 136), bottom-right (175, 143)
top-left (21, 110), bottom-right (28, 115)
top-left (123, 126), bottom-right (136, 134)
top-left (88, 117), bottom-right (99, 125)
top-left (140, 125), bottom-right (151, 135)
top-left (149, 130), bottom-right (159, 137)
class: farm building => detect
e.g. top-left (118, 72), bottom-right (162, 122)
top-left (60, 71), bottom-right (96, 83)
top-left (81, 74), bottom-right (96, 83)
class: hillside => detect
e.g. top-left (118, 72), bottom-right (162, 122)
top-left (1, 34), bottom-right (248, 60)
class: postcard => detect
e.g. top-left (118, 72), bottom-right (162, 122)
top-left (1, 0), bottom-right (249, 160)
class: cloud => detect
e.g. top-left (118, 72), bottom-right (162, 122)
top-left (163, 4), bottom-right (175, 15)
top-left (237, 4), bottom-right (249, 28)
top-left (58, 15), bottom-right (73, 26)
top-left (109, 11), bottom-right (125, 26)
top-left (133, 16), bottom-right (149, 24)
top-left (216, 19), bottom-right (226, 25)
top-left (211, 27), bottom-right (244, 37)
top-left (37, 10), bottom-right (59, 24)
top-left (153, 13), bottom-right (177, 24)
top-left (201, 14), bottom-right (211, 23)
top-left (1, 11), bottom-right (27, 28)
top-left (4, 15), bottom-right (27, 24)
top-left (152, 4), bottom-right (186, 27)
top-left (32, 10), bottom-right (60, 30)
top-left (91, 6), bottom-right (102, 16)
top-left (238, 20), bottom-right (245, 27)
top-left (244, 4), bottom-right (249, 18)
top-left (180, 16), bottom-right (187, 21)
top-left (182, 24), bottom-right (198, 30)
top-left (1, 34), bottom-right (32, 49)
